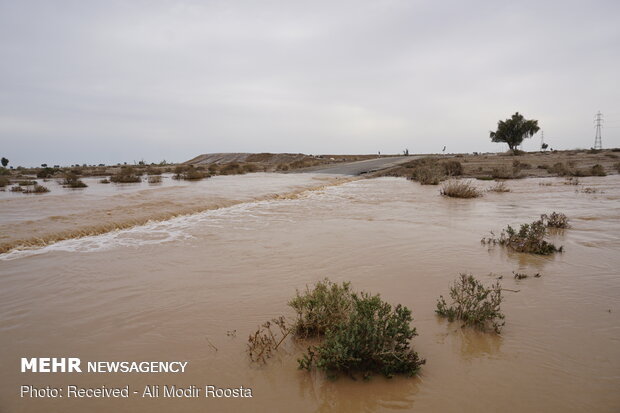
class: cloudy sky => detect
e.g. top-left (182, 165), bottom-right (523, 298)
top-left (1, 0), bottom-right (618, 166)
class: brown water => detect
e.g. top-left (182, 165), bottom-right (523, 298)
top-left (1, 174), bottom-right (619, 412)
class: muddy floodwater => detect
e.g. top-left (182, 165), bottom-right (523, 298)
top-left (1, 174), bottom-right (619, 412)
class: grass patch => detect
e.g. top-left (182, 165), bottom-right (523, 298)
top-left (18, 180), bottom-right (37, 186)
top-left (436, 273), bottom-right (505, 333)
top-left (440, 180), bottom-right (482, 198)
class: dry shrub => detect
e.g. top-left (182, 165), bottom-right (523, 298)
top-left (247, 316), bottom-right (290, 364)
top-left (110, 166), bottom-right (141, 183)
top-left (442, 160), bottom-right (463, 176)
top-left (148, 175), bottom-right (162, 184)
top-left (23, 184), bottom-right (50, 194)
top-left (541, 212), bottom-right (569, 228)
top-left (590, 164), bottom-right (606, 176)
top-left (220, 163), bottom-right (245, 175)
top-left (436, 273), bottom-right (505, 333)
top-left (488, 181), bottom-right (510, 192)
top-left (440, 180), bottom-right (482, 198)
top-left (62, 173), bottom-right (87, 188)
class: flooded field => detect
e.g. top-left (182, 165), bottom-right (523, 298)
top-left (1, 174), bottom-right (619, 412)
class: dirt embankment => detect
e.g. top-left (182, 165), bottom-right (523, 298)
top-left (373, 149), bottom-right (620, 180)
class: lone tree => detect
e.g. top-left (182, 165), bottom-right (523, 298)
top-left (1, 157), bottom-right (8, 168)
top-left (490, 112), bottom-right (540, 153)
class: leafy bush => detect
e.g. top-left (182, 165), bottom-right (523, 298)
top-left (299, 292), bottom-right (425, 378)
top-left (541, 212), bottom-right (569, 228)
top-left (482, 219), bottom-right (562, 255)
top-left (289, 279), bottom-right (353, 337)
top-left (436, 274), bottom-right (504, 333)
top-left (440, 180), bottom-right (482, 198)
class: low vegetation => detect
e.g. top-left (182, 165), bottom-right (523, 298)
top-left (23, 184), bottom-right (50, 194)
top-left (590, 164), bottom-right (606, 176)
top-left (289, 279), bottom-right (353, 337)
top-left (147, 175), bottom-right (162, 184)
top-left (482, 217), bottom-right (564, 255)
top-left (440, 180), bottom-right (482, 198)
top-left (488, 181), bottom-right (510, 192)
top-left (62, 173), bottom-right (88, 188)
top-left (541, 212), bottom-right (569, 229)
top-left (173, 165), bottom-right (210, 180)
top-left (247, 316), bottom-right (289, 364)
top-left (109, 166), bottom-right (141, 183)
top-left (299, 291), bottom-right (425, 379)
top-left (436, 273), bottom-right (505, 333)
top-left (249, 279), bottom-right (425, 379)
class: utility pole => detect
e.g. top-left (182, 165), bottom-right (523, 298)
top-left (594, 111), bottom-right (603, 150)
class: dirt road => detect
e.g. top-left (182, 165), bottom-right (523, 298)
top-left (299, 156), bottom-right (416, 175)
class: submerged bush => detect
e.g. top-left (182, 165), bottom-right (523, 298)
top-left (288, 279), bottom-right (354, 337)
top-left (173, 165), bottom-right (210, 180)
top-left (488, 181), bottom-right (510, 192)
top-left (482, 219), bottom-right (562, 255)
top-left (62, 173), bottom-right (87, 188)
top-left (541, 212), bottom-right (569, 229)
top-left (110, 166), bottom-right (141, 183)
top-left (298, 291), bottom-right (425, 378)
top-left (436, 273), bottom-right (504, 333)
top-left (440, 180), bottom-right (482, 198)
top-left (247, 316), bottom-right (290, 364)
top-left (23, 184), bottom-right (50, 194)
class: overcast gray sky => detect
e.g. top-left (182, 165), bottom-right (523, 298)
top-left (1, 0), bottom-right (618, 166)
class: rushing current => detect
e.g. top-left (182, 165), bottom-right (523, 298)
top-left (1, 173), bottom-right (619, 412)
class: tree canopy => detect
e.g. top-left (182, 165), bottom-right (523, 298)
top-left (490, 112), bottom-right (540, 152)
top-left (1, 157), bottom-right (8, 168)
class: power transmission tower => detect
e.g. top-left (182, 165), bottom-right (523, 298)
top-left (594, 111), bottom-right (603, 150)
